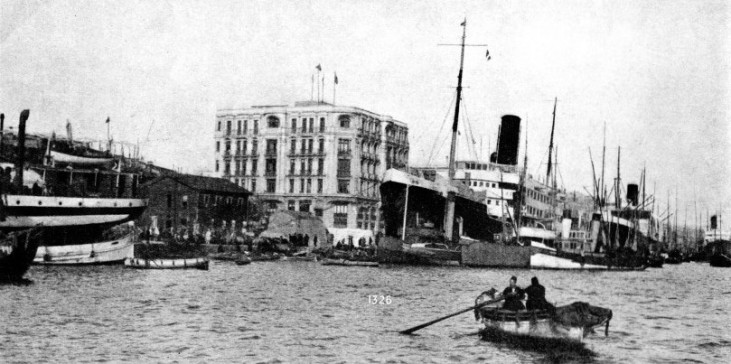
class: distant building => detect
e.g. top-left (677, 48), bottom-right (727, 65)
top-left (213, 101), bottom-right (409, 241)
top-left (140, 174), bottom-right (251, 235)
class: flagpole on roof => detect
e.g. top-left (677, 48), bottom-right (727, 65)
top-left (333, 72), bottom-right (338, 104)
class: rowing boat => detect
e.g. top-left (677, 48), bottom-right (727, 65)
top-left (124, 257), bottom-right (209, 270)
top-left (320, 258), bottom-right (378, 267)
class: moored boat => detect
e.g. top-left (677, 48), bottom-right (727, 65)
top-left (124, 257), bottom-right (209, 270)
top-left (0, 229), bottom-right (41, 282)
top-left (321, 258), bottom-right (378, 267)
top-left (33, 233), bottom-right (134, 265)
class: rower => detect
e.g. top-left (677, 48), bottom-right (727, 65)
top-left (524, 276), bottom-right (555, 312)
top-left (499, 276), bottom-right (525, 311)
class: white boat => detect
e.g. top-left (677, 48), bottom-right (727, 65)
top-left (33, 234), bottom-right (134, 265)
top-left (50, 150), bottom-right (114, 166)
top-left (124, 257), bottom-right (209, 270)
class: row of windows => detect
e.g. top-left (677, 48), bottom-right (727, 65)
top-left (467, 180), bottom-right (500, 188)
top-left (290, 138), bottom-right (324, 155)
top-left (526, 204), bottom-right (547, 218)
top-left (288, 178), bottom-right (324, 194)
top-left (218, 114), bottom-right (357, 136)
top-left (527, 188), bottom-right (550, 205)
top-left (218, 119), bottom-right (259, 135)
top-left (289, 158), bottom-right (325, 176)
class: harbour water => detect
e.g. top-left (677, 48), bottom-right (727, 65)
top-left (2, 262), bottom-right (729, 363)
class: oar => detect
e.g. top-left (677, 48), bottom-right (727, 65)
top-left (400, 297), bottom-right (504, 335)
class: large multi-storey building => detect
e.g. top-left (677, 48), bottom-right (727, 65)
top-left (213, 101), bottom-right (409, 241)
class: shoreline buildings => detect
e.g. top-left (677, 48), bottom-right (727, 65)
top-left (214, 101), bottom-right (409, 242)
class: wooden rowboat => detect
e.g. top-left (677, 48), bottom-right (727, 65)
top-left (124, 257), bottom-right (209, 270)
top-left (477, 302), bottom-right (612, 343)
top-left (321, 258), bottom-right (378, 267)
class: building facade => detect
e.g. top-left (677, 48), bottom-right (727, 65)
top-left (213, 101), bottom-right (409, 241)
top-left (140, 174), bottom-right (252, 236)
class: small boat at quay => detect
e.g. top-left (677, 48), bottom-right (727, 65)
top-left (0, 229), bottom-right (41, 282)
top-left (34, 234), bottom-right (134, 265)
top-left (124, 257), bottom-right (209, 270)
top-left (321, 258), bottom-right (379, 267)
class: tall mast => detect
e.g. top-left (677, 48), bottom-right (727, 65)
top-left (546, 97), bottom-right (557, 183)
top-left (600, 122), bottom-right (606, 206)
top-left (447, 20), bottom-right (467, 182)
top-left (616, 146), bottom-right (621, 209)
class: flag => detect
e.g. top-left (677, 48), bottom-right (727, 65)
top-left (486, 49), bottom-right (491, 61)
top-left (316, 64), bottom-right (321, 71)
top-left (106, 117), bottom-right (110, 124)
top-left (334, 73), bottom-right (338, 84)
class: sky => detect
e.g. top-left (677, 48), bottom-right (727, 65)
top-left (1, 0), bottom-right (729, 226)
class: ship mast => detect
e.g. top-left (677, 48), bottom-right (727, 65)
top-left (447, 21), bottom-right (467, 182)
top-left (546, 97), bottom-right (557, 183)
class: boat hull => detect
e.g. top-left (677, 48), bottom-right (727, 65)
top-left (321, 258), bottom-right (379, 267)
top-left (0, 230), bottom-right (40, 281)
top-left (33, 235), bottom-right (134, 265)
top-left (124, 257), bottom-right (209, 270)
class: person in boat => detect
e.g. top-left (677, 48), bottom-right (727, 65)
top-left (499, 276), bottom-right (525, 311)
top-left (524, 276), bottom-right (555, 312)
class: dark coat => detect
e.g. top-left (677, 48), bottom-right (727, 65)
top-left (502, 286), bottom-right (525, 311)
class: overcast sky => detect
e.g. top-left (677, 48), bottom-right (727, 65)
top-left (1, 0), bottom-right (729, 225)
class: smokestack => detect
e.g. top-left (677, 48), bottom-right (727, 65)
top-left (626, 183), bottom-right (639, 206)
top-left (561, 209), bottom-right (572, 239)
top-left (0, 113), bottom-right (4, 156)
top-left (590, 213), bottom-right (602, 252)
top-left (496, 115), bottom-right (521, 165)
top-left (16, 110), bottom-right (29, 192)
top-left (711, 215), bottom-right (717, 230)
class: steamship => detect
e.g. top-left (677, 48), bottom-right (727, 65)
top-left (705, 215), bottom-right (730, 267)
top-left (0, 110), bottom-right (147, 273)
top-left (378, 24), bottom-right (508, 265)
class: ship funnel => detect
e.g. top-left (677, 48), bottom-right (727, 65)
top-left (495, 115), bottom-right (521, 166)
top-left (711, 215), bottom-right (717, 230)
top-left (626, 183), bottom-right (639, 206)
top-left (15, 110), bottom-right (30, 192)
top-left (561, 209), bottom-right (572, 239)
top-left (590, 213), bottom-right (602, 252)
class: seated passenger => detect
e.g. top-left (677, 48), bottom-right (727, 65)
top-left (500, 276), bottom-right (525, 311)
top-left (524, 276), bottom-right (555, 312)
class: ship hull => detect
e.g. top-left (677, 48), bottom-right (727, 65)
top-left (0, 195), bottom-right (147, 230)
top-left (0, 230), bottom-right (40, 282)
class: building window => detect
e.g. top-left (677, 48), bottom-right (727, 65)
top-left (308, 139), bottom-right (313, 154)
top-left (300, 178), bottom-right (305, 193)
top-left (300, 160), bottom-right (305, 176)
top-left (226, 120), bottom-right (232, 135)
top-left (242, 160), bottom-right (247, 176)
top-left (357, 207), bottom-right (366, 229)
top-left (306, 179), bottom-right (312, 193)
top-left (252, 139), bottom-right (258, 155)
top-left (251, 159), bottom-right (258, 175)
top-left (166, 193), bottom-right (172, 208)
top-left (300, 200), bottom-right (311, 212)
top-left (243, 120), bottom-right (248, 134)
top-left (318, 158), bottom-right (324, 175)
top-left (216, 141), bottom-right (220, 152)
top-left (318, 138), bottom-right (324, 153)
top-left (290, 138), bottom-right (296, 154)
top-left (333, 203), bottom-right (348, 227)
top-left (217, 121), bottom-right (221, 131)
top-left (266, 179), bottom-right (276, 193)
top-left (301, 118), bottom-right (308, 133)
top-left (237, 120), bottom-right (242, 135)
top-left (253, 120), bottom-right (258, 133)
top-left (266, 139), bottom-right (277, 155)
top-left (289, 179), bottom-right (295, 193)
top-left (338, 179), bottom-right (349, 194)
top-left (307, 159), bottom-right (313, 175)
top-left (267, 116), bottom-right (280, 128)
top-left (314, 208), bottom-right (323, 217)
top-left (224, 162), bottom-right (231, 175)
top-left (338, 139), bottom-right (351, 155)
top-left (317, 179), bottom-right (323, 193)
top-left (337, 159), bottom-right (350, 177)
top-left (339, 115), bottom-right (350, 128)
top-left (215, 160), bottom-right (219, 172)
top-left (289, 159), bottom-right (295, 175)
top-left (291, 118), bottom-right (297, 133)
top-left (265, 159), bottom-right (277, 176)
top-left (319, 117), bottom-right (325, 132)
top-left (251, 180), bottom-right (256, 192)
top-left (309, 118), bottom-right (314, 133)
top-left (288, 200), bottom-right (295, 211)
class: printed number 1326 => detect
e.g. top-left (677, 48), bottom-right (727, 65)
top-left (369, 295), bottom-right (392, 304)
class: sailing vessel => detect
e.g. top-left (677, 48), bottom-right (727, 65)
top-left (705, 215), bottom-right (730, 267)
top-left (0, 110), bottom-right (147, 268)
top-left (378, 21), bottom-right (505, 265)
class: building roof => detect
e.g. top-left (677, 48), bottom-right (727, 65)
top-left (144, 173), bottom-right (251, 196)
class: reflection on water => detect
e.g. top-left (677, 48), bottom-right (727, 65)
top-left (1, 262), bottom-right (729, 363)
